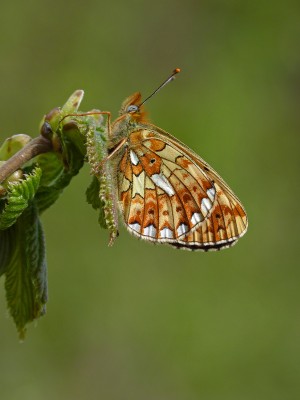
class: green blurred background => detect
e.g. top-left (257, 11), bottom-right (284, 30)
top-left (0, 1), bottom-right (299, 399)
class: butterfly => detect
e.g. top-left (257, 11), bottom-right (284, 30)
top-left (91, 68), bottom-right (248, 251)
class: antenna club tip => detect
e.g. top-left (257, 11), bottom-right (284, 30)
top-left (174, 68), bottom-right (181, 74)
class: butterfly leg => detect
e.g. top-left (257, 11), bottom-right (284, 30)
top-left (92, 137), bottom-right (127, 176)
top-left (61, 111), bottom-right (112, 136)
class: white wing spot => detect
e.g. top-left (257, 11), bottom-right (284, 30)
top-left (143, 224), bottom-right (157, 238)
top-left (129, 223), bottom-right (141, 233)
top-left (201, 197), bottom-right (213, 215)
top-left (191, 212), bottom-right (203, 225)
top-left (160, 227), bottom-right (174, 239)
top-left (207, 187), bottom-right (216, 202)
top-left (132, 171), bottom-right (145, 197)
top-left (177, 223), bottom-right (189, 237)
top-left (130, 150), bottom-right (140, 165)
top-left (151, 173), bottom-right (175, 196)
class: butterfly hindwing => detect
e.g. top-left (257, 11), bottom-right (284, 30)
top-left (157, 127), bottom-right (248, 248)
top-left (117, 126), bottom-right (247, 250)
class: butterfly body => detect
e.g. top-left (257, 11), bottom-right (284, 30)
top-left (104, 91), bottom-right (248, 251)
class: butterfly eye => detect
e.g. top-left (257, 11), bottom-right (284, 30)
top-left (127, 105), bottom-right (139, 113)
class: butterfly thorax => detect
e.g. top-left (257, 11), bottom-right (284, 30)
top-left (110, 113), bottom-right (137, 144)
top-left (108, 92), bottom-right (147, 150)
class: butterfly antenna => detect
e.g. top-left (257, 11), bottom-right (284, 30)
top-left (139, 68), bottom-right (181, 107)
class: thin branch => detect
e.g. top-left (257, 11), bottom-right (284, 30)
top-left (0, 136), bottom-right (53, 184)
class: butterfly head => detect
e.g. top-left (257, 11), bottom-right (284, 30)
top-left (111, 69), bottom-right (181, 141)
top-left (109, 92), bottom-right (148, 144)
top-left (119, 92), bottom-right (147, 123)
top-left (116, 69), bottom-right (181, 128)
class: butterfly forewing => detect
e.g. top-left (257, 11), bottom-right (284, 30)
top-left (117, 126), bottom-right (247, 250)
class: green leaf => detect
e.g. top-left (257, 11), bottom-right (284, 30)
top-left (33, 152), bottom-right (65, 213)
top-left (0, 225), bottom-right (16, 276)
top-left (61, 120), bottom-right (86, 157)
top-left (33, 92), bottom-right (99, 216)
top-left (0, 167), bottom-right (42, 230)
top-left (40, 90), bottom-right (84, 134)
top-left (32, 91), bottom-right (106, 216)
top-left (61, 90), bottom-right (84, 115)
top-left (86, 176), bottom-right (101, 210)
top-left (0, 134), bottom-right (32, 161)
top-left (5, 202), bottom-right (47, 339)
top-left (86, 176), bottom-right (108, 230)
top-left (35, 152), bottom-right (64, 187)
top-left (35, 90), bottom-right (102, 213)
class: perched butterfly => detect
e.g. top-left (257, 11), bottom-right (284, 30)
top-left (88, 69), bottom-right (248, 250)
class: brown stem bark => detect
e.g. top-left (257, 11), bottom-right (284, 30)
top-left (0, 136), bottom-right (53, 184)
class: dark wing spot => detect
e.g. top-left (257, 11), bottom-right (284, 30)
top-left (183, 193), bottom-right (191, 203)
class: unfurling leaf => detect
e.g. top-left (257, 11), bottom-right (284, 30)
top-left (0, 167), bottom-right (42, 230)
top-left (85, 124), bottom-right (119, 245)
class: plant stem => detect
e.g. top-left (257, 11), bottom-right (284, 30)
top-left (0, 136), bottom-right (53, 184)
